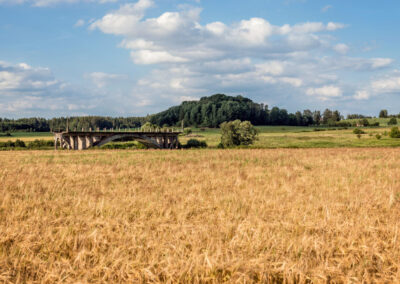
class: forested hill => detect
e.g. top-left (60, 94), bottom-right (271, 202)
top-left (149, 94), bottom-right (331, 127)
top-left (1, 94), bottom-right (345, 132)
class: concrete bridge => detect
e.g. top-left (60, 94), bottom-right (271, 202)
top-left (53, 130), bottom-right (181, 150)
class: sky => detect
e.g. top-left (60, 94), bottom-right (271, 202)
top-left (0, 0), bottom-right (399, 118)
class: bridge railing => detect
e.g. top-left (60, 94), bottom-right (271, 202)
top-left (60, 127), bottom-right (181, 133)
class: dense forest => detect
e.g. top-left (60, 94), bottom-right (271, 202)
top-left (0, 116), bottom-right (146, 132)
top-left (2, 93), bottom-right (393, 132)
top-left (149, 94), bottom-right (342, 127)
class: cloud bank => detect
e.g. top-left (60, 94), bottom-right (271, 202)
top-left (0, 0), bottom-right (117, 7)
top-left (87, 0), bottom-right (394, 111)
top-left (1, 0), bottom-right (398, 117)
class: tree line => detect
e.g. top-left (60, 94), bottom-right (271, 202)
top-left (0, 116), bottom-right (146, 132)
top-left (3, 94), bottom-right (397, 133)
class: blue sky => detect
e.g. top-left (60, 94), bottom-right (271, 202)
top-left (0, 0), bottom-right (399, 118)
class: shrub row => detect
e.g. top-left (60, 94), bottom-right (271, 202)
top-left (0, 139), bottom-right (54, 150)
top-left (100, 142), bottom-right (148, 150)
top-left (182, 139), bottom-right (207, 149)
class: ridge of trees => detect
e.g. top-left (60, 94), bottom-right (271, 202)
top-left (149, 94), bottom-right (343, 127)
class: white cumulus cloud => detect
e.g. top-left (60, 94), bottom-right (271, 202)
top-left (306, 85), bottom-right (342, 100)
top-left (354, 90), bottom-right (370, 100)
top-left (0, 0), bottom-right (118, 7)
top-left (334, 43), bottom-right (349, 54)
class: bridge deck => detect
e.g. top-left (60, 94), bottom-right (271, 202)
top-left (55, 131), bottom-right (181, 135)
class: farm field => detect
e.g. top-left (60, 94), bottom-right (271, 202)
top-left (0, 132), bottom-right (53, 142)
top-left (180, 126), bottom-right (400, 148)
top-left (1, 149), bottom-right (400, 282)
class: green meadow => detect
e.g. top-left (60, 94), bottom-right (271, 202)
top-left (2, 123), bottom-right (400, 149)
top-left (179, 126), bottom-right (400, 148)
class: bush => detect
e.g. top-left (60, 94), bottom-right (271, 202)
top-left (0, 140), bottom-right (15, 148)
top-left (0, 139), bottom-right (26, 149)
top-left (101, 142), bottom-right (148, 150)
top-left (141, 122), bottom-right (160, 132)
top-left (358, 118), bottom-right (369, 127)
top-left (335, 121), bottom-right (352, 127)
top-left (220, 120), bottom-right (258, 147)
top-left (376, 134), bottom-right (382, 140)
top-left (27, 139), bottom-right (54, 149)
top-left (15, 139), bottom-right (26, 148)
top-left (353, 128), bottom-right (365, 134)
top-left (388, 117), bottom-right (398, 125)
top-left (184, 139), bottom-right (207, 148)
top-left (183, 128), bottom-right (192, 136)
top-left (389, 127), bottom-right (400, 138)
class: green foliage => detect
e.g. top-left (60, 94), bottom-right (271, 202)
top-left (0, 139), bottom-right (26, 149)
top-left (15, 139), bottom-right (26, 148)
top-left (379, 109), bottom-right (388, 118)
top-left (358, 118), bottom-right (370, 127)
top-left (376, 134), bottom-right (382, 140)
top-left (183, 128), bottom-right (192, 135)
top-left (334, 121), bottom-right (351, 127)
top-left (347, 114), bottom-right (367, 119)
top-left (0, 116), bottom-right (146, 133)
top-left (220, 120), bottom-right (258, 147)
top-left (388, 117), bottom-right (398, 125)
top-left (322, 109), bottom-right (342, 125)
top-left (140, 122), bottom-right (160, 132)
top-left (149, 94), bottom-right (321, 127)
top-left (27, 139), bottom-right (54, 149)
top-left (0, 139), bottom-right (52, 149)
top-left (184, 139), bottom-right (207, 148)
top-left (389, 127), bottom-right (400, 138)
top-left (100, 142), bottom-right (148, 149)
top-left (353, 128), bottom-right (365, 134)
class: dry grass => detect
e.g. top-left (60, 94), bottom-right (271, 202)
top-left (1, 148), bottom-right (400, 283)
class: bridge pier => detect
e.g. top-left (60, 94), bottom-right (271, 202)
top-left (86, 136), bottom-right (93, 148)
top-left (78, 136), bottom-right (86, 150)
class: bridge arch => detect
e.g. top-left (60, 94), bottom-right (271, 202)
top-left (95, 134), bottom-right (161, 149)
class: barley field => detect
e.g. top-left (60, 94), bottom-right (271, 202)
top-left (1, 149), bottom-right (400, 283)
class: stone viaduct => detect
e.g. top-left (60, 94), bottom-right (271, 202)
top-left (53, 130), bottom-right (181, 150)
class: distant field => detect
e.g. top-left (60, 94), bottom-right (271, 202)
top-left (1, 149), bottom-right (400, 282)
top-left (0, 132), bottom-right (52, 142)
top-left (180, 126), bottom-right (400, 148)
top-left (2, 125), bottom-right (400, 149)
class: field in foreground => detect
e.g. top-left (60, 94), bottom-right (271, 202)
top-left (1, 149), bottom-right (400, 282)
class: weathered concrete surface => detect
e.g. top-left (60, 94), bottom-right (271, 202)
top-left (54, 131), bottom-right (180, 150)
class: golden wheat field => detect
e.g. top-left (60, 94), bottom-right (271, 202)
top-left (1, 148), bottom-right (400, 283)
